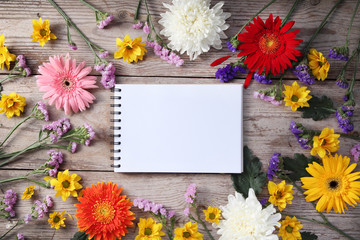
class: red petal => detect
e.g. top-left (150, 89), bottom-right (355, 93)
top-left (244, 72), bottom-right (254, 89)
top-left (280, 21), bottom-right (295, 34)
top-left (210, 55), bottom-right (231, 67)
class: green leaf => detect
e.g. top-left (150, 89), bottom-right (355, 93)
top-left (71, 231), bottom-right (93, 240)
top-left (38, 129), bottom-right (43, 141)
top-left (297, 95), bottom-right (336, 121)
top-left (231, 146), bottom-right (266, 198)
top-left (301, 231), bottom-right (318, 240)
top-left (282, 154), bottom-right (320, 181)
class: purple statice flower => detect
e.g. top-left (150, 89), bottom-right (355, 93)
top-left (290, 121), bottom-right (302, 136)
top-left (184, 183), bottom-right (197, 203)
top-left (24, 214), bottom-right (32, 224)
top-left (336, 110), bottom-right (354, 133)
top-left (350, 144), bottom-right (360, 163)
top-left (69, 141), bottom-right (78, 153)
top-left (254, 72), bottom-right (272, 84)
top-left (289, 121), bottom-right (312, 149)
top-left (132, 21), bottom-right (143, 29)
top-left (226, 41), bottom-right (237, 52)
top-left (143, 22), bottom-right (151, 34)
top-left (16, 55), bottom-right (26, 68)
top-left (336, 74), bottom-right (349, 89)
top-left (253, 91), bottom-right (283, 106)
top-left (98, 13), bottom-right (114, 29)
top-left (42, 118), bottom-right (71, 143)
top-left (99, 62), bottom-right (116, 89)
top-left (168, 210), bottom-right (175, 219)
top-left (33, 198), bottom-right (51, 219)
top-left (159, 208), bottom-right (167, 217)
top-left (215, 64), bottom-right (244, 82)
top-left (292, 64), bottom-right (315, 85)
top-left (328, 47), bottom-right (349, 61)
top-left (33, 101), bottom-right (49, 121)
top-left (144, 202), bottom-right (152, 212)
top-left (267, 153), bottom-right (281, 180)
top-left (99, 51), bottom-right (109, 59)
top-left (151, 204), bottom-right (162, 214)
top-left (24, 67), bottom-right (31, 77)
top-left (147, 41), bottom-right (184, 67)
top-left (94, 63), bottom-right (105, 72)
top-left (17, 233), bottom-right (25, 240)
top-left (184, 208), bottom-right (190, 217)
top-left (167, 52), bottom-right (184, 67)
top-left (160, 48), bottom-right (170, 61)
top-left (15, 55), bottom-right (31, 77)
top-left (68, 43), bottom-right (77, 51)
top-left (260, 198), bottom-right (268, 206)
top-left (45, 196), bottom-right (53, 208)
top-left (134, 198), bottom-right (172, 218)
top-left (2, 189), bottom-right (17, 218)
top-left (84, 123), bottom-right (95, 146)
top-left (48, 169), bottom-right (57, 177)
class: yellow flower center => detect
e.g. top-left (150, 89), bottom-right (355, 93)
top-left (321, 139), bottom-right (327, 146)
top-left (275, 191), bottom-right (283, 199)
top-left (93, 201), bottom-right (115, 224)
top-left (209, 213), bottom-right (216, 219)
top-left (285, 226), bottom-right (293, 233)
top-left (259, 33), bottom-right (281, 54)
top-left (126, 45), bottom-right (133, 50)
top-left (327, 178), bottom-right (342, 192)
top-left (144, 228), bottom-right (152, 235)
top-left (318, 61), bottom-right (324, 67)
top-left (183, 232), bottom-right (191, 238)
top-left (40, 29), bottom-right (48, 37)
top-left (53, 216), bottom-right (60, 223)
top-left (62, 180), bottom-right (70, 189)
top-left (291, 95), bottom-right (299, 102)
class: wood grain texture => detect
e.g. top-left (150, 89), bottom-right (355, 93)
top-left (0, 0), bottom-right (360, 239)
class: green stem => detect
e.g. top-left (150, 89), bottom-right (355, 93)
top-left (143, 0), bottom-right (165, 45)
top-left (347, 39), bottom-right (360, 95)
top-left (194, 207), bottom-right (215, 240)
top-left (0, 142), bottom-right (42, 167)
top-left (0, 116), bottom-right (32, 148)
top-left (0, 176), bottom-right (26, 184)
top-left (0, 75), bottom-right (17, 84)
top-left (79, 0), bottom-right (99, 13)
top-left (152, 213), bottom-right (173, 240)
top-left (281, 0), bottom-right (300, 28)
top-left (0, 220), bottom-right (22, 239)
top-left (340, 133), bottom-right (360, 141)
top-left (134, 0), bottom-right (143, 21)
top-left (345, 0), bottom-right (360, 47)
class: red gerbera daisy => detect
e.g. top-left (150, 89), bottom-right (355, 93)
top-left (237, 14), bottom-right (302, 88)
top-left (75, 182), bottom-right (134, 240)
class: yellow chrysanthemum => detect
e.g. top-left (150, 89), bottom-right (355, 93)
top-left (0, 92), bottom-right (26, 118)
top-left (278, 216), bottom-right (303, 240)
top-left (308, 48), bottom-right (330, 81)
top-left (283, 81), bottom-right (312, 112)
top-left (301, 154), bottom-right (360, 213)
top-left (0, 34), bottom-right (16, 70)
top-left (49, 169), bottom-right (82, 201)
top-left (135, 218), bottom-right (165, 240)
top-left (268, 180), bottom-right (294, 211)
top-left (48, 211), bottom-right (66, 229)
top-left (310, 127), bottom-right (340, 158)
top-left (31, 17), bottom-right (57, 47)
top-left (114, 34), bottom-right (147, 63)
top-left (174, 222), bottom-right (203, 240)
top-left (21, 185), bottom-right (35, 200)
top-left (203, 206), bottom-right (222, 225)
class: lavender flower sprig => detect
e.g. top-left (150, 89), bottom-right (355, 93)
top-left (0, 55), bottom-right (31, 93)
top-left (253, 84), bottom-right (283, 106)
top-left (80, 0), bottom-right (114, 29)
top-left (0, 189), bottom-right (17, 219)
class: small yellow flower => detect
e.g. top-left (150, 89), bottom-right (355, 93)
top-left (0, 34), bottom-right (16, 70)
top-left (21, 185), bottom-right (35, 200)
top-left (48, 211), bottom-right (66, 229)
top-left (268, 180), bottom-right (294, 211)
top-left (49, 169), bottom-right (82, 201)
top-left (310, 127), bottom-right (340, 158)
top-left (308, 48), bottom-right (330, 81)
top-left (31, 17), bottom-right (57, 47)
top-left (135, 218), bottom-right (165, 240)
top-left (203, 206), bottom-right (222, 225)
top-left (0, 93), bottom-right (26, 118)
top-left (174, 222), bottom-right (203, 240)
top-left (114, 34), bottom-right (147, 63)
top-left (283, 81), bottom-right (312, 111)
top-left (278, 216), bottom-right (303, 240)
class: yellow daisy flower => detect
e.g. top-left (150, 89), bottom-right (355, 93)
top-left (0, 92), bottom-right (26, 118)
top-left (21, 185), bottom-right (35, 200)
top-left (174, 222), bottom-right (203, 240)
top-left (114, 34), bottom-right (147, 63)
top-left (301, 154), bottom-right (360, 213)
top-left (31, 17), bottom-right (57, 47)
top-left (49, 169), bottom-right (82, 201)
top-left (48, 211), bottom-right (66, 229)
top-left (308, 48), bottom-right (330, 81)
top-left (135, 218), bottom-right (165, 240)
top-left (278, 216), bottom-right (303, 240)
top-left (268, 180), bottom-right (294, 211)
top-left (0, 34), bottom-right (16, 70)
top-left (310, 127), bottom-right (340, 158)
top-left (283, 81), bottom-right (312, 112)
top-left (203, 206), bottom-right (222, 225)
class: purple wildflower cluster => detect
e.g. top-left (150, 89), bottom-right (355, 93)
top-left (46, 150), bottom-right (64, 177)
top-left (95, 62), bottom-right (116, 89)
top-left (184, 183), bottom-right (197, 204)
top-left (350, 144), bottom-right (360, 163)
top-left (1, 189), bottom-right (17, 218)
top-left (67, 141), bottom-right (78, 153)
top-left (260, 198), bottom-right (269, 206)
top-left (68, 43), bottom-right (77, 51)
top-left (292, 64), bottom-right (315, 85)
top-left (336, 74), bottom-right (349, 89)
top-left (254, 72), bottom-right (272, 84)
top-left (290, 121), bottom-right (312, 149)
top-left (215, 64), bottom-right (246, 82)
top-left (132, 21), bottom-right (143, 29)
top-left (32, 101), bottom-right (49, 121)
top-left (132, 21), bottom-right (150, 34)
top-left (253, 91), bottom-right (283, 106)
top-left (33, 196), bottom-right (53, 219)
top-left (133, 198), bottom-right (175, 219)
top-left (99, 51), bottom-right (109, 59)
top-left (42, 118), bottom-right (71, 143)
top-left (98, 13), bottom-right (114, 29)
top-left (146, 41), bottom-right (184, 67)
top-left (328, 47), bottom-right (349, 61)
top-left (336, 105), bottom-right (355, 133)
top-left (16, 55), bottom-right (31, 77)
top-left (267, 153), bottom-right (281, 181)
top-left (226, 41), bottom-right (237, 52)
top-left (17, 233), bottom-right (25, 240)
top-left (84, 123), bottom-right (95, 146)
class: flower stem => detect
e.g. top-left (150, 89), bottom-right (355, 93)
top-left (345, 0), bottom-right (360, 47)
top-left (79, 0), bottom-right (99, 13)
top-left (194, 207), bottom-right (215, 240)
top-left (347, 39), bottom-right (360, 95)
top-left (143, 0), bottom-right (165, 46)
top-left (0, 75), bottom-right (17, 84)
top-left (134, 0), bottom-right (143, 21)
top-left (0, 142), bottom-right (42, 167)
top-left (0, 116), bottom-right (32, 148)
top-left (280, 0), bottom-right (300, 28)
top-left (0, 220), bottom-right (22, 239)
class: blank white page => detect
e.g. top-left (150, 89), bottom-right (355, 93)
top-left (113, 84), bottom-right (243, 173)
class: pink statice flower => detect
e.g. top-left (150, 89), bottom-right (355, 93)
top-left (99, 62), bottom-right (116, 89)
top-left (98, 14), bottom-right (114, 29)
top-left (99, 51), bottom-right (109, 59)
top-left (42, 118), bottom-right (71, 143)
top-left (84, 123), bottom-right (95, 146)
top-left (36, 54), bottom-right (98, 115)
top-left (68, 141), bottom-right (78, 153)
top-left (147, 41), bottom-right (184, 67)
top-left (68, 43), bottom-right (77, 51)
top-left (350, 144), bottom-right (360, 162)
top-left (184, 183), bottom-right (197, 203)
top-left (17, 233), bottom-right (24, 240)
top-left (32, 101), bottom-right (49, 121)
top-left (45, 195), bottom-right (53, 208)
top-left (2, 189), bottom-right (17, 218)
top-left (167, 210), bottom-right (175, 219)
top-left (143, 22), bottom-right (150, 34)
top-left (132, 21), bottom-right (143, 29)
top-left (24, 214), bottom-right (32, 224)
top-left (184, 207), bottom-right (190, 217)
top-left (253, 91), bottom-right (283, 106)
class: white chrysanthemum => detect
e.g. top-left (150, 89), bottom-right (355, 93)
top-left (215, 189), bottom-right (281, 240)
top-left (159, 0), bottom-right (230, 60)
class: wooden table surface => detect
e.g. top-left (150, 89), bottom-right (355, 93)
top-left (1, 0), bottom-right (360, 239)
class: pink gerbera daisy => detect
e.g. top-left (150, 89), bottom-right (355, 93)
top-left (36, 54), bottom-right (98, 115)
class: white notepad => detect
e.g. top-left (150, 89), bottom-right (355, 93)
top-left (112, 84), bottom-right (243, 173)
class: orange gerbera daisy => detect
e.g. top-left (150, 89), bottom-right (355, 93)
top-left (75, 182), bottom-right (134, 240)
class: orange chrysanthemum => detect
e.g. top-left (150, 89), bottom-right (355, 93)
top-left (75, 182), bottom-right (135, 240)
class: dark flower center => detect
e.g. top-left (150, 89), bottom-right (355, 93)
top-left (53, 216), bottom-right (60, 223)
top-left (318, 61), bottom-right (324, 67)
top-left (144, 228), bottom-right (152, 235)
top-left (259, 33), bottom-right (281, 54)
top-left (183, 232), bottom-right (191, 238)
top-left (209, 213), bottom-right (216, 219)
top-left (126, 45), bottom-right (133, 50)
top-left (329, 180), bottom-right (338, 189)
top-left (40, 29), bottom-right (48, 37)
top-left (291, 95), bottom-right (299, 102)
top-left (62, 180), bottom-right (70, 188)
top-left (285, 226), bottom-right (293, 233)
top-left (275, 191), bottom-right (283, 199)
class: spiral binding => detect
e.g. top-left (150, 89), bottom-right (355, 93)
top-left (111, 87), bottom-right (122, 169)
